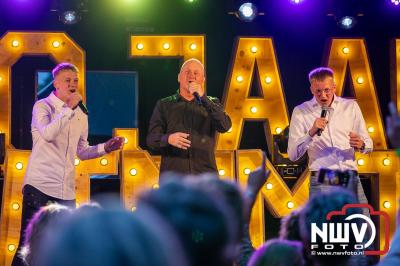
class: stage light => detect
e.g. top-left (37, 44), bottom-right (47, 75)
top-left (100, 158), bottom-right (108, 166)
top-left (15, 162), bottom-right (23, 170)
top-left (266, 183), bottom-right (273, 190)
top-left (287, 201), bottom-right (294, 209)
top-left (136, 43), bottom-right (144, 50)
top-left (186, 0), bottom-right (197, 3)
top-left (339, 16), bottom-right (356, 30)
top-left (11, 202), bottom-right (20, 211)
top-left (383, 201), bottom-right (391, 208)
top-left (74, 158), bottom-right (80, 166)
top-left (190, 43), bottom-right (197, 50)
top-left (342, 47), bottom-right (350, 54)
top-left (228, 127), bottom-right (233, 133)
top-left (275, 127), bottom-right (282, 134)
top-left (290, 0), bottom-right (303, 4)
top-left (236, 75), bottom-right (244, 83)
top-left (60, 11), bottom-right (80, 25)
top-left (383, 158), bottom-right (391, 166)
top-left (356, 76), bottom-right (364, 84)
top-left (11, 40), bottom-right (20, 47)
top-left (265, 76), bottom-right (272, 84)
top-left (152, 184), bottom-right (159, 190)
top-left (250, 106), bottom-right (257, 113)
top-left (367, 126), bottom-right (374, 133)
top-left (0, 76), bottom-right (3, 82)
top-left (357, 159), bottom-right (365, 166)
top-left (8, 244), bottom-right (16, 252)
top-left (52, 41), bottom-right (61, 48)
top-left (243, 168), bottom-right (251, 175)
top-left (131, 206), bottom-right (137, 212)
top-left (238, 2), bottom-right (258, 22)
top-left (218, 169), bottom-right (225, 176)
top-left (162, 42), bottom-right (170, 50)
top-left (129, 168), bottom-right (137, 176)
top-left (391, 0), bottom-right (400, 6)
top-left (124, 137), bottom-right (129, 144)
top-left (250, 46), bottom-right (258, 53)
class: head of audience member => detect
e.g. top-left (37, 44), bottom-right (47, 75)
top-left (247, 239), bottom-right (304, 266)
top-left (20, 203), bottom-right (71, 266)
top-left (138, 177), bottom-right (234, 266)
top-left (299, 187), bottom-right (361, 266)
top-left (184, 173), bottom-right (244, 243)
top-left (38, 206), bottom-right (187, 266)
top-left (178, 58), bottom-right (205, 100)
top-left (308, 67), bottom-right (336, 107)
top-left (279, 208), bottom-right (302, 242)
top-left (52, 62), bottom-right (79, 103)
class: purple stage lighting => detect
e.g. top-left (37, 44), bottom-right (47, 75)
top-left (290, 0), bottom-right (303, 4)
top-left (391, 0), bottom-right (400, 6)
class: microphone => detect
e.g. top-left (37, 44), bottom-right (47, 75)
top-left (77, 101), bottom-right (89, 115)
top-left (189, 81), bottom-right (202, 105)
top-left (317, 106), bottom-right (328, 136)
top-left (193, 92), bottom-right (202, 105)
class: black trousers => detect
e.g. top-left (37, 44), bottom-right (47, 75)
top-left (11, 185), bottom-right (75, 266)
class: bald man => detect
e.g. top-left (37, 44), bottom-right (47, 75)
top-left (147, 59), bottom-right (231, 176)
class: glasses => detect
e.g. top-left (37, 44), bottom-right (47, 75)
top-left (314, 88), bottom-right (333, 95)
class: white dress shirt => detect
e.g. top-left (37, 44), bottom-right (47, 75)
top-left (288, 95), bottom-right (373, 171)
top-left (24, 92), bottom-right (106, 200)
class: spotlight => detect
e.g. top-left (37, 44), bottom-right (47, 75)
top-left (391, 0), bottom-right (400, 6)
top-left (290, 0), bottom-right (303, 4)
top-left (367, 126), bottom-right (374, 133)
top-left (51, 0), bottom-right (88, 25)
top-left (163, 42), bottom-right (170, 50)
top-left (287, 201), bottom-right (294, 209)
top-left (342, 47), bottom-right (350, 54)
top-left (129, 168), bottom-right (137, 176)
top-left (383, 201), bottom-right (391, 208)
top-left (265, 76), bottom-right (272, 84)
top-left (136, 43), bottom-right (144, 50)
top-left (356, 76), bottom-right (364, 84)
top-left (218, 169), bottom-right (225, 176)
top-left (189, 43), bottom-right (197, 51)
top-left (100, 158), bottom-right (108, 166)
top-left (238, 2), bottom-right (258, 22)
top-left (60, 11), bottom-right (80, 25)
top-left (339, 16), bottom-right (356, 30)
top-left (52, 41), bottom-right (61, 48)
top-left (266, 183), bottom-right (273, 190)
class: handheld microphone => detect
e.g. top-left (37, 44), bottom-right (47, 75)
top-left (193, 92), bottom-right (202, 105)
top-left (77, 101), bottom-right (89, 115)
top-left (189, 81), bottom-right (202, 105)
top-left (317, 106), bottom-right (328, 136)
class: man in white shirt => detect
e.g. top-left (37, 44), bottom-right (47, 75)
top-left (12, 63), bottom-right (124, 266)
top-left (287, 67), bottom-right (373, 202)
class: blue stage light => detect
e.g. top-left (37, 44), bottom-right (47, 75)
top-left (339, 16), bottom-right (356, 29)
top-left (61, 10), bottom-right (80, 25)
top-left (238, 2), bottom-right (257, 22)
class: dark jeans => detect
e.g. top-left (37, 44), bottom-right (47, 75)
top-left (11, 185), bottom-right (75, 266)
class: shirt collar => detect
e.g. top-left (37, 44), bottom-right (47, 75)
top-left (310, 94), bottom-right (340, 110)
top-left (48, 91), bottom-right (67, 109)
top-left (176, 89), bottom-right (195, 103)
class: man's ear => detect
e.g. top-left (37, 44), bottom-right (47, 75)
top-left (177, 72), bottom-right (181, 83)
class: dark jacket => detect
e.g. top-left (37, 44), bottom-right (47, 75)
top-left (146, 91), bottom-right (232, 175)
